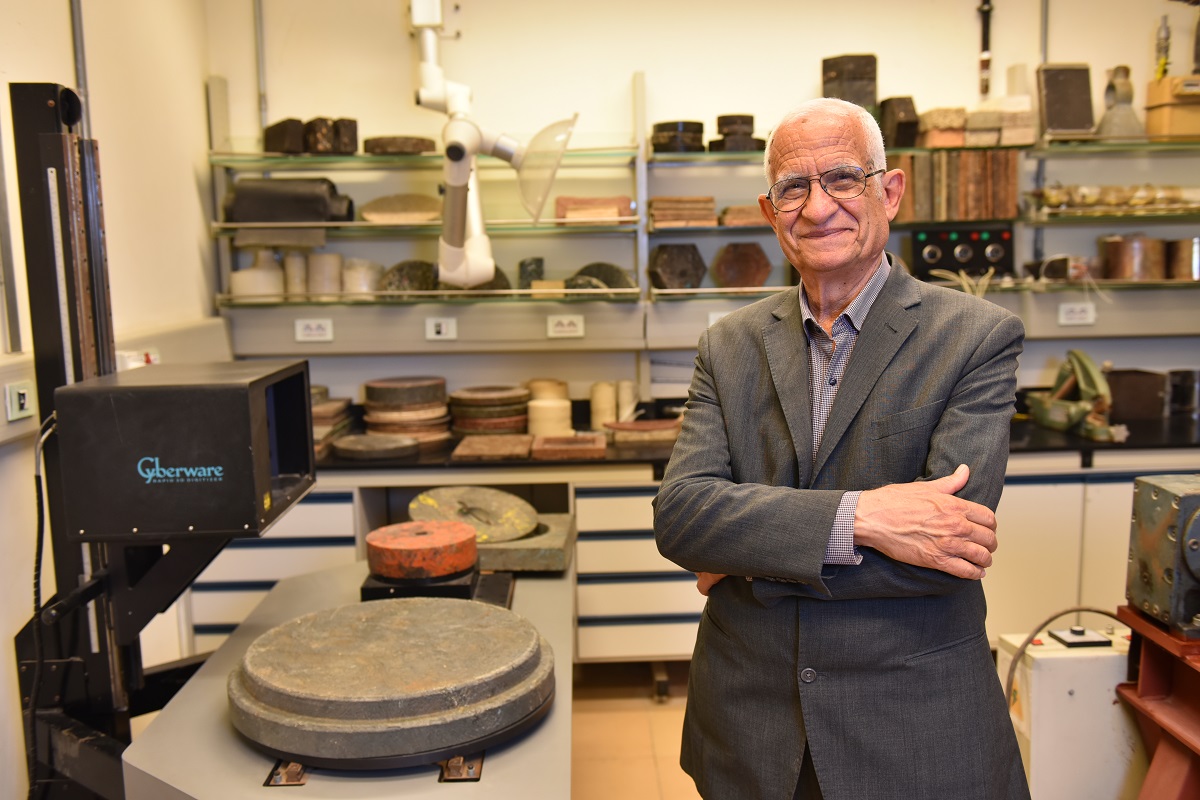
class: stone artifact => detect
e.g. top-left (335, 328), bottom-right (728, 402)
top-left (717, 115), bottom-right (754, 136)
top-left (332, 118), bottom-right (357, 154)
top-left (573, 262), bottom-right (637, 289)
top-left (409, 486), bottom-right (539, 543)
top-left (224, 178), bottom-right (353, 222)
top-left (227, 597), bottom-right (555, 768)
top-left (711, 242), bottom-right (773, 288)
top-left (880, 97), bottom-right (919, 148)
top-left (530, 433), bottom-right (607, 460)
top-left (364, 375), bottom-right (446, 407)
top-left (360, 193), bottom-right (440, 223)
top-left (379, 260), bottom-right (438, 293)
top-left (263, 118), bottom-right (304, 154)
top-left (366, 520), bottom-right (477, 580)
top-left (364, 136), bottom-right (437, 155)
top-left (303, 118), bottom-right (335, 153)
top-left (707, 135), bottom-right (766, 152)
top-left (652, 120), bottom-right (705, 152)
top-left (564, 274), bottom-right (608, 291)
top-left (451, 434), bottom-right (535, 461)
top-left (822, 54), bottom-right (878, 116)
top-left (648, 244), bottom-right (707, 289)
top-left (519, 257), bottom-right (544, 289)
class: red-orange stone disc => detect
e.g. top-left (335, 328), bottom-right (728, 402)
top-left (365, 520), bottom-right (478, 580)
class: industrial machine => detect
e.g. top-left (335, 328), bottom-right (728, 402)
top-left (10, 82), bottom-right (315, 800)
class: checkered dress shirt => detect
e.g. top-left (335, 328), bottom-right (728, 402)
top-left (798, 257), bottom-right (891, 564)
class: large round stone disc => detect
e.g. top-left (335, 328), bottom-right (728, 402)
top-left (366, 520), bottom-right (477, 579)
top-left (409, 486), bottom-right (539, 543)
top-left (228, 598), bottom-right (555, 768)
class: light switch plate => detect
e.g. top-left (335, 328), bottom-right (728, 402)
top-left (5, 380), bottom-right (35, 422)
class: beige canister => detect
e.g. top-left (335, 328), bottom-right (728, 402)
top-left (1101, 234), bottom-right (1165, 280)
top-left (307, 252), bottom-right (344, 301)
top-left (1166, 238), bottom-right (1200, 280)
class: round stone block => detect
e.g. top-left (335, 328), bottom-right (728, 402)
top-left (228, 598), bottom-right (555, 768)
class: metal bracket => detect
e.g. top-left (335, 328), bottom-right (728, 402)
top-left (264, 760), bottom-right (307, 786)
top-left (438, 752), bottom-right (484, 782)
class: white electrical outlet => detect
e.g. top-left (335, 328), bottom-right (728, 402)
top-left (5, 380), bottom-right (35, 422)
top-left (547, 314), bottom-right (585, 338)
top-left (294, 318), bottom-right (334, 342)
top-left (425, 317), bottom-right (457, 340)
top-left (1057, 301), bottom-right (1096, 326)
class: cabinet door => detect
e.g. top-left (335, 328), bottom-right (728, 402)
top-left (1080, 477), bottom-right (1136, 633)
top-left (987, 479), bottom-right (1085, 646)
top-left (189, 490), bottom-right (356, 652)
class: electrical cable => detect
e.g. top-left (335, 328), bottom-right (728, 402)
top-left (1002, 605), bottom-right (1126, 710)
top-left (26, 414), bottom-right (57, 800)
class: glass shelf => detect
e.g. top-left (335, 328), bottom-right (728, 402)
top-left (209, 146), bottom-right (638, 172)
top-left (216, 287), bottom-right (643, 307)
top-left (649, 286), bottom-right (791, 301)
top-left (926, 278), bottom-right (1200, 294)
top-left (212, 219), bottom-right (639, 238)
top-left (646, 151), bottom-right (765, 167)
top-left (1021, 211), bottom-right (1200, 226)
top-left (1027, 138), bottom-right (1200, 157)
top-left (648, 224), bottom-right (772, 235)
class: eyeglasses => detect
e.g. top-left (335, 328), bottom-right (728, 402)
top-left (766, 166), bottom-right (884, 212)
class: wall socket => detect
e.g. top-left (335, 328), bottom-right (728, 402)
top-left (5, 380), bottom-right (36, 422)
top-left (425, 317), bottom-right (457, 340)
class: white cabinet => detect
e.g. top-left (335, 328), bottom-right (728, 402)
top-left (573, 484), bottom-right (701, 662)
top-left (188, 488), bottom-right (356, 652)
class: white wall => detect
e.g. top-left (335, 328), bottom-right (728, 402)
top-left (0, 2), bottom-right (213, 797)
top-left (1, 0), bottom-right (1197, 795)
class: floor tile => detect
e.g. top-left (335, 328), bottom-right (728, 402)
top-left (573, 755), bottom-right (662, 800)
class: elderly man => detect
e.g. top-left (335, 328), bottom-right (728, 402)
top-left (653, 98), bottom-right (1030, 800)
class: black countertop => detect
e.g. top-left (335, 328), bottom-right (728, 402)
top-left (314, 415), bottom-right (1200, 477)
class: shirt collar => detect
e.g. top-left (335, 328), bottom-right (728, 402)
top-left (798, 254), bottom-right (891, 332)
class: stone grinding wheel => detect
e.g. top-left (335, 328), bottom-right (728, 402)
top-left (227, 597), bottom-right (555, 769)
top-left (365, 520), bottom-right (477, 580)
top-left (409, 486), bottom-right (539, 543)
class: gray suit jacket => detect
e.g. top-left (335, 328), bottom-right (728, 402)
top-left (654, 258), bottom-right (1030, 800)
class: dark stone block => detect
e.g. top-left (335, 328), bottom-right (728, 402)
top-left (332, 118), bottom-right (358, 154)
top-left (304, 117), bottom-right (335, 153)
top-left (881, 97), bottom-right (919, 148)
top-left (711, 242), bottom-right (772, 288)
top-left (518, 257), bottom-right (544, 289)
top-left (263, 118), bottom-right (304, 154)
top-left (648, 244), bottom-right (707, 289)
top-left (822, 54), bottom-right (878, 113)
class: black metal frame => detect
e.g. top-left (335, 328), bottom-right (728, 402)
top-left (9, 82), bottom-right (229, 800)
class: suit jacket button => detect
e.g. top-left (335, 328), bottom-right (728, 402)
top-left (800, 667), bottom-right (817, 683)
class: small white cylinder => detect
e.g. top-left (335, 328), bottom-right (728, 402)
top-left (617, 379), bottom-right (638, 421)
top-left (590, 381), bottom-right (617, 432)
top-left (283, 251), bottom-right (308, 301)
top-left (343, 258), bottom-right (383, 300)
top-left (527, 398), bottom-right (573, 437)
top-left (229, 266), bottom-right (284, 302)
top-left (527, 378), bottom-right (569, 400)
top-left (307, 252), bottom-right (343, 301)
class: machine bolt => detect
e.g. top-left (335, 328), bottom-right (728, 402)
top-left (1193, 614), bottom-right (1200, 626)
top-left (1190, 539), bottom-right (1199, 552)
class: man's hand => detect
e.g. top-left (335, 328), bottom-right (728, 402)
top-left (853, 464), bottom-right (997, 580)
top-left (695, 572), bottom-right (728, 596)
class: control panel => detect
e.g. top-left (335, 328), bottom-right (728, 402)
top-left (909, 222), bottom-right (1014, 280)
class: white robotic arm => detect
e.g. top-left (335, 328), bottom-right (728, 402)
top-left (410, 1), bottom-right (574, 288)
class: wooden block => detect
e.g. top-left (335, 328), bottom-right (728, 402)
top-left (530, 280), bottom-right (566, 298)
top-left (451, 434), bottom-right (534, 461)
top-left (531, 433), bottom-right (607, 461)
top-left (311, 397), bottom-right (351, 420)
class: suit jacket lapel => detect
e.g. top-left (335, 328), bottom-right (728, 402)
top-left (763, 289), bottom-right (814, 488)
top-left (813, 261), bottom-right (921, 478)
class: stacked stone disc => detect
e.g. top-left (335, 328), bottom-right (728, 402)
top-left (362, 376), bottom-right (452, 449)
top-left (449, 386), bottom-right (531, 438)
top-left (708, 114), bottom-right (766, 152)
top-left (651, 120), bottom-right (705, 153)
